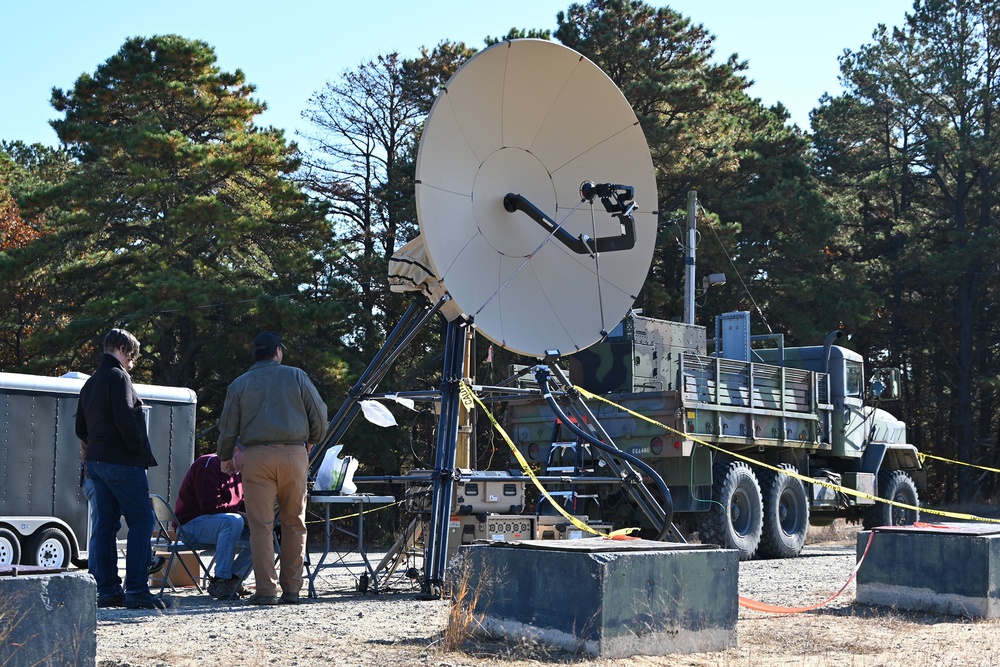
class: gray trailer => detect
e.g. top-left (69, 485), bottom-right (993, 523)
top-left (0, 371), bottom-right (196, 568)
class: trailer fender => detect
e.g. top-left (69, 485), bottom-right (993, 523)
top-left (0, 516), bottom-right (81, 559)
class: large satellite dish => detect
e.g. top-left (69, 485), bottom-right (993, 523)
top-left (415, 39), bottom-right (657, 358)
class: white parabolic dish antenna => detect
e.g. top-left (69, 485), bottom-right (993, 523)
top-left (415, 39), bottom-right (658, 358)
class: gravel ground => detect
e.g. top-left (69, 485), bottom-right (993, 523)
top-left (92, 528), bottom-right (1000, 667)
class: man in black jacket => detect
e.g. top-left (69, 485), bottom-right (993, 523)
top-left (76, 328), bottom-right (169, 610)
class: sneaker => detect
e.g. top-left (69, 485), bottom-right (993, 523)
top-left (208, 575), bottom-right (241, 599)
top-left (280, 591), bottom-right (301, 604)
top-left (147, 555), bottom-right (166, 575)
top-left (124, 593), bottom-right (172, 610)
top-left (246, 593), bottom-right (281, 606)
top-left (236, 585), bottom-right (252, 597)
top-left (97, 594), bottom-right (125, 608)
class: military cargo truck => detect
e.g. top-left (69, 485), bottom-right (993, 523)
top-left (0, 371), bottom-right (196, 568)
top-left (507, 311), bottom-right (923, 559)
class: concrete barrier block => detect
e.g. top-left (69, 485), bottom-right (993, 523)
top-left (856, 523), bottom-right (1000, 618)
top-left (0, 571), bottom-right (97, 667)
top-left (454, 539), bottom-right (738, 658)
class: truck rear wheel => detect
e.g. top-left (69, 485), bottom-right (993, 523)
top-left (862, 470), bottom-right (919, 529)
top-left (696, 460), bottom-right (763, 560)
top-left (0, 527), bottom-right (21, 565)
top-left (24, 527), bottom-right (71, 568)
top-left (758, 464), bottom-right (809, 558)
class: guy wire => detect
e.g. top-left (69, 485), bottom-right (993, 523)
top-left (699, 203), bottom-right (772, 334)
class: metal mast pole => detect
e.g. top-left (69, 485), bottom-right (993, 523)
top-left (422, 319), bottom-right (465, 595)
top-left (683, 190), bottom-right (697, 325)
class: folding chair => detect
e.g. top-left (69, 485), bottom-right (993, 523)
top-left (149, 493), bottom-right (214, 596)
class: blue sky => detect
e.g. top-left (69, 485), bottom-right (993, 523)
top-left (1, 1), bottom-right (914, 147)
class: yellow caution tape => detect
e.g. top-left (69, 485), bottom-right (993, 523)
top-left (458, 382), bottom-right (475, 410)
top-left (460, 382), bottom-right (608, 537)
top-left (305, 499), bottom-right (403, 525)
top-left (919, 452), bottom-right (1000, 475)
top-left (574, 387), bottom-right (1000, 525)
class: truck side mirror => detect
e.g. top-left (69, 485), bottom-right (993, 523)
top-left (869, 368), bottom-right (902, 401)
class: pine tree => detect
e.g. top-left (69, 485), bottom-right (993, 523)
top-left (11, 35), bottom-right (347, 432)
top-left (556, 0), bottom-right (861, 341)
top-left (813, 1), bottom-right (1000, 502)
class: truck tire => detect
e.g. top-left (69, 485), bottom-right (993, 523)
top-left (862, 470), bottom-right (920, 529)
top-left (0, 527), bottom-right (21, 565)
top-left (758, 464), bottom-right (809, 558)
top-left (24, 527), bottom-right (72, 568)
top-left (696, 460), bottom-right (763, 560)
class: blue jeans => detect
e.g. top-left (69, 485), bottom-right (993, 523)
top-left (83, 478), bottom-right (120, 595)
top-left (180, 513), bottom-right (253, 580)
top-left (87, 461), bottom-right (154, 597)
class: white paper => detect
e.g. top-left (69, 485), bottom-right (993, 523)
top-left (360, 399), bottom-right (398, 427)
top-left (386, 394), bottom-right (416, 410)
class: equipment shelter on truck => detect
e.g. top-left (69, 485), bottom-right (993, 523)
top-left (0, 371), bottom-right (195, 568)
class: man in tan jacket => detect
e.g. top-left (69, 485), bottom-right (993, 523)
top-left (217, 331), bottom-right (327, 605)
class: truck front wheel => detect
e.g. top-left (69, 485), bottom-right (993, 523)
top-left (758, 464), bottom-right (809, 558)
top-left (697, 460), bottom-right (763, 560)
top-left (862, 470), bottom-right (920, 529)
top-left (0, 527), bottom-right (21, 565)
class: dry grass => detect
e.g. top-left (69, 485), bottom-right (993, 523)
top-left (438, 554), bottom-right (566, 662)
top-left (0, 592), bottom-right (52, 667)
top-left (440, 553), bottom-right (495, 651)
top-left (805, 519), bottom-right (862, 545)
top-left (0, 595), bottom-right (33, 667)
top-left (736, 604), bottom-right (1000, 667)
top-left (1, 586), bottom-right (98, 667)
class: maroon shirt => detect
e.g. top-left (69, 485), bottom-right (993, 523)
top-left (174, 454), bottom-right (245, 525)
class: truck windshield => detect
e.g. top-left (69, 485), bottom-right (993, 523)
top-left (846, 360), bottom-right (863, 397)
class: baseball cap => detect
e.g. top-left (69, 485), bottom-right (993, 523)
top-left (253, 331), bottom-right (286, 351)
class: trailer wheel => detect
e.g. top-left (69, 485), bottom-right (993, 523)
top-left (696, 460), bottom-right (763, 560)
top-left (862, 470), bottom-right (919, 529)
top-left (0, 527), bottom-right (21, 565)
top-left (25, 527), bottom-right (71, 568)
top-left (758, 464), bottom-right (809, 558)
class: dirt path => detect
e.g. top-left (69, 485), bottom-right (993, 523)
top-left (94, 537), bottom-right (1000, 667)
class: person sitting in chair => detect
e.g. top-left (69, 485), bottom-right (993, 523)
top-left (174, 444), bottom-right (253, 599)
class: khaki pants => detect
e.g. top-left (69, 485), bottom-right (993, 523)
top-left (242, 445), bottom-right (308, 597)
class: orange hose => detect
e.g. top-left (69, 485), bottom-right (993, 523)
top-left (738, 530), bottom-right (875, 613)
